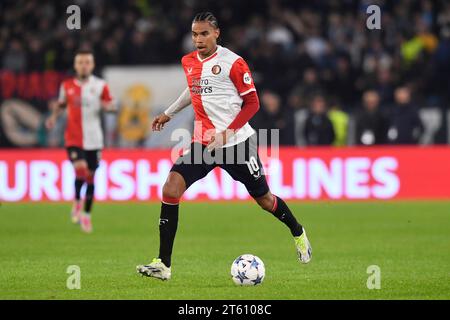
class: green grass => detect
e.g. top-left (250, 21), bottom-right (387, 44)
top-left (0, 201), bottom-right (449, 300)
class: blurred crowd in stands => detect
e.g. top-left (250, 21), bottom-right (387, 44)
top-left (1, 0), bottom-right (450, 147)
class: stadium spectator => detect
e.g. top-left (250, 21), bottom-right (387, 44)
top-left (284, 92), bottom-right (304, 146)
top-left (293, 68), bottom-right (322, 108)
top-left (27, 39), bottom-right (46, 71)
top-left (355, 90), bottom-right (389, 145)
top-left (250, 90), bottom-right (287, 146)
top-left (288, 92), bottom-right (309, 146)
top-left (328, 102), bottom-right (349, 146)
top-left (325, 55), bottom-right (357, 109)
top-left (39, 99), bottom-right (66, 147)
top-left (2, 39), bottom-right (26, 72)
top-left (430, 27), bottom-right (450, 106)
top-left (303, 94), bottom-right (335, 146)
top-left (387, 86), bottom-right (424, 144)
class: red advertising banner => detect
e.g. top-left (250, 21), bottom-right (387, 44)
top-left (1, 147), bottom-right (450, 202)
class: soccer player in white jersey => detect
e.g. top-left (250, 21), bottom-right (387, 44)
top-left (46, 50), bottom-right (115, 233)
top-left (137, 12), bottom-right (312, 280)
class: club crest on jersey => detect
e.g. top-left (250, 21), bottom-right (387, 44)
top-left (243, 72), bottom-right (252, 84)
top-left (212, 65), bottom-right (221, 75)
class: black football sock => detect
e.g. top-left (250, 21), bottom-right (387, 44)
top-left (158, 203), bottom-right (179, 267)
top-left (75, 179), bottom-right (84, 201)
top-left (270, 196), bottom-right (303, 237)
top-left (84, 184), bottom-right (95, 214)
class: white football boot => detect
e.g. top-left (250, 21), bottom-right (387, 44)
top-left (294, 228), bottom-right (312, 264)
top-left (136, 258), bottom-right (171, 280)
top-left (80, 212), bottom-right (93, 233)
top-left (71, 200), bottom-right (82, 224)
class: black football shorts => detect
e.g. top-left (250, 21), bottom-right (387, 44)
top-left (66, 146), bottom-right (101, 171)
top-left (170, 134), bottom-right (269, 199)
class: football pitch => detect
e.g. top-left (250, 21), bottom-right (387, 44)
top-left (0, 201), bottom-right (449, 300)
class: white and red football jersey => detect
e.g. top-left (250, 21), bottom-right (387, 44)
top-left (182, 45), bottom-right (257, 147)
top-left (58, 75), bottom-right (112, 150)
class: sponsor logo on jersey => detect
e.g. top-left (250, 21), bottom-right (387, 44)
top-left (191, 86), bottom-right (213, 95)
top-left (212, 65), bottom-right (221, 75)
top-left (187, 67), bottom-right (193, 74)
top-left (191, 78), bottom-right (213, 95)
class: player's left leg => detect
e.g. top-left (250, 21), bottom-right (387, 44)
top-left (67, 147), bottom-right (87, 224)
top-left (220, 136), bottom-right (312, 263)
top-left (254, 192), bottom-right (312, 263)
top-left (79, 150), bottom-right (101, 233)
top-left (254, 191), bottom-right (303, 237)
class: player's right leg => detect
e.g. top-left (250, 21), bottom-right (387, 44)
top-left (137, 171), bottom-right (186, 280)
top-left (79, 169), bottom-right (95, 233)
top-left (137, 143), bottom-right (214, 280)
top-left (79, 150), bottom-right (101, 234)
top-left (66, 147), bottom-right (88, 224)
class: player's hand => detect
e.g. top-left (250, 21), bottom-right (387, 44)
top-left (102, 102), bottom-right (118, 113)
top-left (207, 129), bottom-right (235, 152)
top-left (45, 115), bottom-right (56, 130)
top-left (152, 113), bottom-right (171, 131)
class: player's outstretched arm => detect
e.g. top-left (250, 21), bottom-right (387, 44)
top-left (164, 87), bottom-right (191, 118)
top-left (46, 83), bottom-right (68, 130)
top-left (100, 83), bottom-right (116, 113)
top-left (45, 100), bottom-right (66, 130)
top-left (101, 101), bottom-right (118, 113)
top-left (152, 87), bottom-right (191, 131)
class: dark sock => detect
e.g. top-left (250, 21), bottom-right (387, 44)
top-left (84, 184), bottom-right (95, 213)
top-left (270, 196), bottom-right (303, 237)
top-left (158, 203), bottom-right (179, 267)
top-left (75, 179), bottom-right (84, 201)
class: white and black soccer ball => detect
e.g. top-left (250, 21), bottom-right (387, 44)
top-left (231, 254), bottom-right (265, 286)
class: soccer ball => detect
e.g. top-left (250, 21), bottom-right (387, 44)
top-left (230, 254), bottom-right (265, 286)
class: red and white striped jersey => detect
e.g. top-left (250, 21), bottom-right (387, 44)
top-left (58, 75), bottom-right (112, 150)
top-left (182, 45), bottom-right (257, 147)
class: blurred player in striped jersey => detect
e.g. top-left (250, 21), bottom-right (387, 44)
top-left (46, 50), bottom-right (115, 233)
top-left (137, 12), bottom-right (312, 280)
